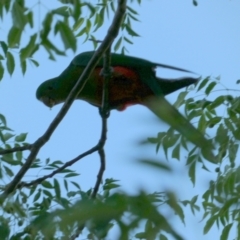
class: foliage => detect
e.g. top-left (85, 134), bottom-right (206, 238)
top-left (0, 0), bottom-right (239, 240)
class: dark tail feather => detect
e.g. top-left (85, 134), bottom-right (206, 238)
top-left (157, 77), bottom-right (200, 96)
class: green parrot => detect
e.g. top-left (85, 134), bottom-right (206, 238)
top-left (36, 51), bottom-right (214, 158)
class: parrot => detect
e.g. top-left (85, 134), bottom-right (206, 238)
top-left (36, 51), bottom-right (214, 160)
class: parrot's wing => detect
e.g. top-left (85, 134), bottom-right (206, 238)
top-left (72, 51), bottom-right (195, 74)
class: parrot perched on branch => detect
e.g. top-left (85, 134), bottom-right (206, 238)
top-left (36, 51), bottom-right (214, 159)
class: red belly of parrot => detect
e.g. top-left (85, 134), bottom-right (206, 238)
top-left (88, 67), bottom-right (153, 111)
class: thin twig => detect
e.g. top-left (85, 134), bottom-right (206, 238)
top-left (0, 144), bottom-right (32, 155)
top-left (91, 47), bottom-right (111, 198)
top-left (18, 145), bottom-right (99, 188)
top-left (1, 0), bottom-right (127, 199)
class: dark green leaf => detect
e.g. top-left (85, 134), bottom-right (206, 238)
top-left (205, 81), bottom-right (217, 95)
top-left (12, 1), bottom-right (26, 29)
top-left (6, 52), bottom-right (15, 75)
top-left (172, 143), bottom-right (180, 160)
top-left (57, 21), bottom-right (77, 51)
top-left (220, 223), bottom-right (233, 240)
top-left (114, 37), bottom-right (122, 52)
top-left (4, 165), bottom-right (14, 177)
top-left (204, 215), bottom-right (217, 234)
top-left (197, 77), bottom-right (209, 91)
top-left (127, 6), bottom-right (138, 15)
top-left (123, 36), bottom-right (133, 44)
top-left (54, 179), bottom-right (61, 199)
top-left (52, 6), bottom-right (69, 17)
top-left (29, 59), bottom-right (39, 67)
top-left (8, 26), bottom-right (22, 48)
top-left (188, 161), bottom-right (196, 185)
top-left (27, 11), bottom-right (33, 28)
top-left (125, 24), bottom-right (140, 37)
top-left (138, 159), bottom-right (171, 172)
top-left (160, 234), bottom-right (168, 240)
top-left (0, 61), bottom-right (4, 80)
top-left (33, 190), bottom-right (41, 202)
top-left (20, 34), bottom-right (38, 60)
top-left (20, 59), bottom-right (27, 75)
top-left (42, 181), bottom-right (53, 189)
top-left (65, 173), bottom-right (80, 178)
top-left (0, 41), bottom-right (8, 56)
top-left (73, 17), bottom-right (84, 31)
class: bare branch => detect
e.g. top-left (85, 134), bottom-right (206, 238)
top-left (18, 145), bottom-right (99, 188)
top-left (0, 144), bottom-right (32, 155)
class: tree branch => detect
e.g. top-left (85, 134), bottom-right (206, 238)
top-left (1, 0), bottom-right (127, 199)
top-left (0, 144), bottom-right (32, 155)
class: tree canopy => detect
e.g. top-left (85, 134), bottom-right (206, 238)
top-left (0, 0), bottom-right (240, 240)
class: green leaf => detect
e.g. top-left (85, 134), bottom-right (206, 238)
top-left (27, 11), bottom-right (33, 28)
top-left (220, 223), bottom-right (233, 240)
top-left (103, 183), bottom-right (120, 190)
top-left (42, 181), bottom-right (53, 189)
top-left (6, 52), bottom-right (15, 75)
top-left (4, 165), bottom-right (14, 177)
top-left (12, 1), bottom-right (26, 29)
top-left (15, 151), bottom-right (22, 162)
top-left (73, 17), bottom-right (84, 31)
top-left (64, 179), bottom-right (68, 191)
top-left (20, 59), bottom-right (27, 75)
top-left (3, 132), bottom-right (15, 141)
top-left (15, 133), bottom-right (27, 142)
top-left (0, 41), bottom-right (8, 56)
top-left (209, 96), bottom-right (225, 110)
top-left (75, 27), bottom-right (86, 37)
top-left (52, 6), bottom-right (69, 17)
top-left (160, 234), bottom-right (168, 240)
top-left (138, 159), bottom-right (171, 172)
top-left (207, 116), bottom-right (221, 128)
top-left (85, 19), bottom-right (92, 33)
top-left (20, 34), bottom-right (38, 60)
top-left (193, 0), bottom-right (198, 6)
top-left (29, 59), bottom-right (39, 67)
top-left (41, 13), bottom-right (53, 40)
top-left (123, 36), bottom-right (133, 44)
top-left (188, 161), bottom-right (196, 185)
top-left (33, 190), bottom-right (41, 202)
top-left (135, 232), bottom-right (147, 239)
top-left (167, 192), bottom-right (185, 224)
top-left (174, 91), bottom-right (188, 108)
top-left (172, 143), bottom-right (180, 160)
top-left (204, 215), bottom-right (217, 234)
top-left (0, 61), bottom-right (4, 80)
top-left (43, 189), bottom-right (53, 198)
top-left (125, 24), bottom-right (140, 37)
top-left (8, 26), bottom-right (22, 48)
top-left (56, 21), bottom-right (77, 51)
top-left (54, 179), bottom-right (61, 199)
top-left (205, 81), bottom-right (217, 95)
top-left (0, 114), bottom-right (7, 126)
top-left (114, 37), bottom-right (122, 52)
top-left (197, 77), bottom-right (209, 91)
top-left (65, 173), bottom-right (80, 178)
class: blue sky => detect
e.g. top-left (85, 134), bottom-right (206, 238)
top-left (1, 0), bottom-right (240, 239)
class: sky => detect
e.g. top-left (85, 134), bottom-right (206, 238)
top-left (1, 0), bottom-right (240, 239)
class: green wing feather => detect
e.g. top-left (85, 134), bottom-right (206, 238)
top-left (72, 51), bottom-right (195, 74)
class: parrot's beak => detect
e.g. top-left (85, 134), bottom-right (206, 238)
top-left (40, 96), bottom-right (55, 108)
